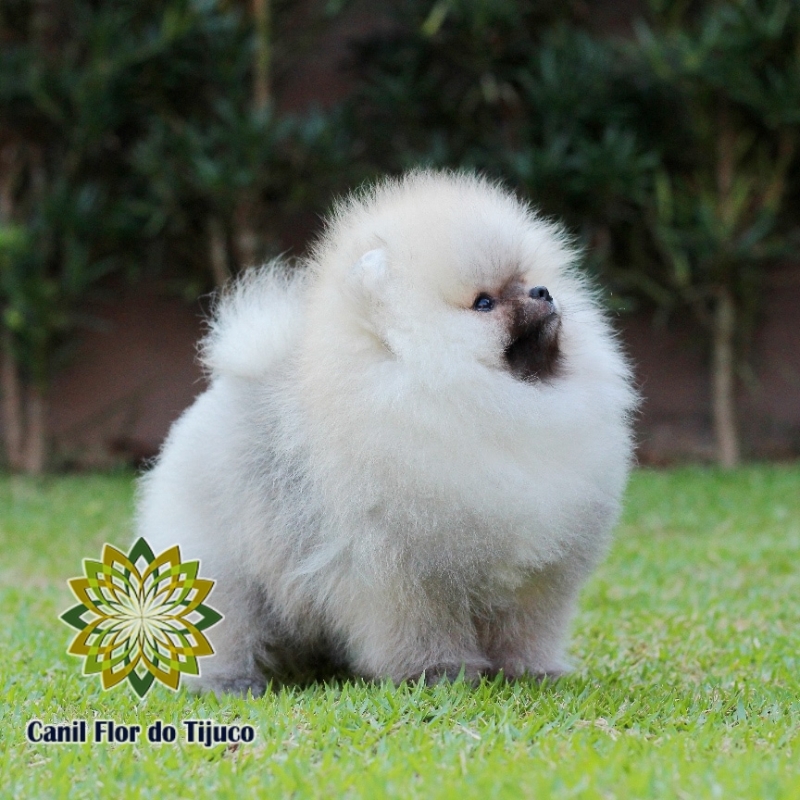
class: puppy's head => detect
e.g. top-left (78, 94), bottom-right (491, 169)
top-left (312, 170), bottom-right (581, 383)
top-left (467, 280), bottom-right (562, 382)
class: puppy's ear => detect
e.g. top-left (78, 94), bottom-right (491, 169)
top-left (347, 248), bottom-right (389, 299)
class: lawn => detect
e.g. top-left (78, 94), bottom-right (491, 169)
top-left (1, 466), bottom-right (798, 799)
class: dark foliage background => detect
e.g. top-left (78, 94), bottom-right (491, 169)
top-left (1, 0), bottom-right (799, 470)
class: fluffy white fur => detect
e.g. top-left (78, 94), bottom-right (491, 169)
top-left (137, 170), bottom-right (637, 694)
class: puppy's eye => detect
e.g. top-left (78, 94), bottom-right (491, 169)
top-left (472, 293), bottom-right (495, 312)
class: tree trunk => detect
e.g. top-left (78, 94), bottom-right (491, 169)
top-left (233, 200), bottom-right (260, 270)
top-left (207, 216), bottom-right (231, 288)
top-left (21, 385), bottom-right (47, 475)
top-left (1, 334), bottom-right (25, 471)
top-left (230, 0), bottom-right (272, 272)
top-left (252, 0), bottom-right (271, 110)
top-left (0, 337), bottom-right (48, 473)
top-left (712, 286), bottom-right (739, 468)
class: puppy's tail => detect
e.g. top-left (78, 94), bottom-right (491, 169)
top-left (200, 260), bottom-right (307, 379)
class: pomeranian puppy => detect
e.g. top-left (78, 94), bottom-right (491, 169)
top-left (137, 170), bottom-right (636, 694)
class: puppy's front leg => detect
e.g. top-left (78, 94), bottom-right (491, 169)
top-left (340, 579), bottom-right (490, 684)
top-left (184, 583), bottom-right (269, 697)
top-left (478, 560), bottom-right (586, 680)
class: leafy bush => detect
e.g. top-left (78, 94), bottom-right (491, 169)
top-left (1, 0), bottom-right (798, 470)
top-left (0, 0), bottom-right (348, 471)
top-left (345, 0), bottom-right (800, 464)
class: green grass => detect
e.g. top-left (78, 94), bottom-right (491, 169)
top-left (1, 466), bottom-right (799, 799)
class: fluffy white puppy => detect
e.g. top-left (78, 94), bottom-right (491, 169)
top-left (137, 170), bottom-right (637, 694)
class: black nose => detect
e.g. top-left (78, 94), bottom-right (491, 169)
top-left (530, 286), bottom-right (553, 302)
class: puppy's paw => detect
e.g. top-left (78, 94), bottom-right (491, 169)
top-left (417, 661), bottom-right (487, 686)
top-left (197, 676), bottom-right (268, 697)
top-left (532, 668), bottom-right (569, 683)
top-left (491, 659), bottom-right (570, 682)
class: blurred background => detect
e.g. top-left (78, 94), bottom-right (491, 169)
top-left (0, 0), bottom-right (798, 474)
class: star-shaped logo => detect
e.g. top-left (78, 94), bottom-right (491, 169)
top-left (61, 538), bottom-right (222, 698)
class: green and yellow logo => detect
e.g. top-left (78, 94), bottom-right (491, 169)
top-left (61, 538), bottom-right (222, 698)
